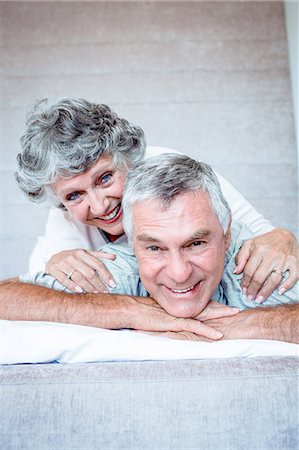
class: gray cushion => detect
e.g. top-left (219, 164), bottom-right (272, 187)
top-left (1, 357), bottom-right (298, 449)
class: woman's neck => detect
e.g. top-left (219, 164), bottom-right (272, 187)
top-left (107, 233), bottom-right (124, 243)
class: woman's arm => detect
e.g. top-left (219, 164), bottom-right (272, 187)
top-left (29, 207), bottom-right (104, 272)
top-left (216, 172), bottom-right (298, 300)
top-left (215, 172), bottom-right (274, 235)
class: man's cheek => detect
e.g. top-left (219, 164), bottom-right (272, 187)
top-left (137, 257), bottom-right (158, 284)
top-left (195, 247), bottom-right (225, 272)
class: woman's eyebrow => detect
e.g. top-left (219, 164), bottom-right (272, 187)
top-left (90, 164), bottom-right (112, 181)
top-left (58, 164), bottom-right (114, 196)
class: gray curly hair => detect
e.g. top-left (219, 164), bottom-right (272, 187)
top-left (122, 153), bottom-right (231, 244)
top-left (15, 98), bottom-right (146, 205)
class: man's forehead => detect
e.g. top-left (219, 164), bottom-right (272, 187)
top-left (133, 190), bottom-right (209, 211)
top-left (132, 190), bottom-right (221, 240)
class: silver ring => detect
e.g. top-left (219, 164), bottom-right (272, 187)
top-left (271, 269), bottom-right (285, 277)
top-left (67, 269), bottom-right (76, 280)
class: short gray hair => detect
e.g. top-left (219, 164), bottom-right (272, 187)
top-left (15, 98), bottom-right (146, 205)
top-left (122, 153), bottom-right (231, 243)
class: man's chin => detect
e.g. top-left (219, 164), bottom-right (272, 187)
top-left (161, 301), bottom-right (205, 319)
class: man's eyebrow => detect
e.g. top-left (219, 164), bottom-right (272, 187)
top-left (136, 230), bottom-right (211, 243)
top-left (136, 233), bottom-right (162, 243)
top-left (188, 229), bottom-right (211, 240)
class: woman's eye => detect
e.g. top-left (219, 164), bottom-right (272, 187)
top-left (66, 192), bottom-right (81, 202)
top-left (101, 173), bottom-right (113, 184)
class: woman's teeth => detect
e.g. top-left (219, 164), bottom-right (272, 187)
top-left (101, 204), bottom-right (121, 221)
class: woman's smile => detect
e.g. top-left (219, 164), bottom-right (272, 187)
top-left (98, 203), bottom-right (123, 223)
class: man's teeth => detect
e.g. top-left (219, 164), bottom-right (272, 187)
top-left (101, 204), bottom-right (121, 221)
top-left (170, 285), bottom-right (195, 294)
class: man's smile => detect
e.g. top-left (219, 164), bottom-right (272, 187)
top-left (164, 280), bottom-right (203, 297)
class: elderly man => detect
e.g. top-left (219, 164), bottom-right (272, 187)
top-left (4, 154), bottom-right (298, 343)
top-left (85, 153), bottom-right (298, 342)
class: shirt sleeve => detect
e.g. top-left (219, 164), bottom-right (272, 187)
top-left (20, 271), bottom-right (72, 293)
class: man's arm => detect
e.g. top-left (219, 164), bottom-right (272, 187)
top-left (0, 278), bottom-right (237, 340)
top-left (153, 304), bottom-right (299, 343)
top-left (203, 304), bottom-right (299, 343)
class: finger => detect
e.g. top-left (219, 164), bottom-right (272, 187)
top-left (70, 267), bottom-right (109, 293)
top-left (137, 330), bottom-right (206, 341)
top-left (198, 304), bottom-right (239, 321)
top-left (234, 240), bottom-right (252, 274)
top-left (77, 252), bottom-right (116, 288)
top-left (88, 250), bottom-right (116, 261)
top-left (253, 271), bottom-right (284, 303)
top-left (252, 259), bottom-right (290, 302)
top-left (45, 249), bottom-right (116, 292)
top-left (240, 253), bottom-right (263, 293)
top-left (279, 271), bottom-right (298, 295)
top-left (245, 258), bottom-right (282, 300)
top-left (50, 269), bottom-right (85, 293)
top-left (180, 318), bottom-right (223, 340)
top-left (164, 331), bottom-right (205, 341)
top-left (52, 258), bottom-right (109, 293)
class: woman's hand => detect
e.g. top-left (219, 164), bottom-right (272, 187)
top-left (45, 249), bottom-right (116, 293)
top-left (234, 228), bottom-right (299, 303)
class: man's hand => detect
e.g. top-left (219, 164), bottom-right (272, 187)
top-left (147, 304), bottom-right (299, 344)
top-left (135, 300), bottom-right (239, 342)
top-left (204, 304), bottom-right (299, 343)
top-left (234, 228), bottom-right (299, 303)
top-left (0, 279), bottom-right (238, 341)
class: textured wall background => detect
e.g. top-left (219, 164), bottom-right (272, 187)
top-left (1, 1), bottom-right (298, 279)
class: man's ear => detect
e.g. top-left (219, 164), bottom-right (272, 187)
top-left (224, 215), bottom-right (232, 250)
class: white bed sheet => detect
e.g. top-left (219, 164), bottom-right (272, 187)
top-left (1, 320), bottom-right (298, 364)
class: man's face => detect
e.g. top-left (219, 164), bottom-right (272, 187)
top-left (132, 191), bottom-right (231, 318)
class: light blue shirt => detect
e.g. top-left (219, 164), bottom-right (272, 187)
top-left (20, 221), bottom-right (298, 310)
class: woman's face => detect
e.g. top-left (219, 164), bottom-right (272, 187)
top-left (52, 154), bottom-right (127, 238)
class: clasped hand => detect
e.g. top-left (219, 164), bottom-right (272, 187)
top-left (234, 228), bottom-right (298, 303)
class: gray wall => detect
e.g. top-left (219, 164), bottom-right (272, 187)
top-left (285, 1), bottom-right (298, 145)
top-left (1, 1), bottom-right (298, 279)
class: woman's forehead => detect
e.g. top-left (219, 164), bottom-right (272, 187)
top-left (52, 154), bottom-right (124, 194)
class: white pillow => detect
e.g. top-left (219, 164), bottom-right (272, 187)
top-left (1, 320), bottom-right (298, 364)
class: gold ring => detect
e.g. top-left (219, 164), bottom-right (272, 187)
top-left (67, 270), bottom-right (76, 280)
top-left (271, 269), bottom-right (285, 277)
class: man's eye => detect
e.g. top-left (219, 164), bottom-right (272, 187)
top-left (101, 173), bottom-right (113, 184)
top-left (66, 192), bottom-right (81, 202)
top-left (191, 240), bottom-right (205, 247)
top-left (147, 245), bottom-right (160, 252)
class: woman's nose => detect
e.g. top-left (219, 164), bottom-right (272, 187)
top-left (88, 191), bottom-right (109, 216)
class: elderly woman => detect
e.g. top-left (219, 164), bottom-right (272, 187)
top-left (16, 98), bottom-right (298, 301)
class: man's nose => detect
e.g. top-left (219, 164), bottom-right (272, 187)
top-left (88, 190), bottom-right (109, 216)
top-left (166, 253), bottom-right (192, 284)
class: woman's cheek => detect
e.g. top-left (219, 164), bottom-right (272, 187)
top-left (69, 204), bottom-right (86, 223)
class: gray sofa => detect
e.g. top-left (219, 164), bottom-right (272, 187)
top-left (1, 357), bottom-right (298, 449)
